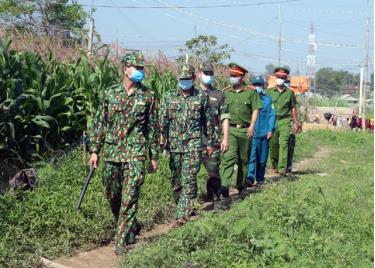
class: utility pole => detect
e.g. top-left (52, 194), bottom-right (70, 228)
top-left (87, 0), bottom-right (94, 56)
top-left (278, 4), bottom-right (282, 66)
top-left (359, 66), bottom-right (364, 116)
top-left (361, 1), bottom-right (370, 130)
top-left (307, 23), bottom-right (316, 94)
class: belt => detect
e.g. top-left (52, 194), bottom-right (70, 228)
top-left (229, 123), bottom-right (250, 129)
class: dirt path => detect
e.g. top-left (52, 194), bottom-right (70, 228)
top-left (43, 146), bottom-right (331, 268)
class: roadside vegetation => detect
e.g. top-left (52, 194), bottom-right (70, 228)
top-left (119, 130), bottom-right (373, 268)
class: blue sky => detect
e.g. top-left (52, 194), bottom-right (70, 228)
top-left (78, 0), bottom-right (374, 76)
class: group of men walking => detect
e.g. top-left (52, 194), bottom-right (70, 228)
top-left (89, 51), bottom-right (299, 255)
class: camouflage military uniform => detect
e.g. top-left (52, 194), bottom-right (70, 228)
top-left (90, 52), bottom-right (158, 252)
top-left (199, 85), bottom-right (229, 201)
top-left (159, 66), bottom-right (214, 219)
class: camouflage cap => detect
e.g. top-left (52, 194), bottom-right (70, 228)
top-left (121, 51), bottom-right (145, 67)
top-left (179, 63), bottom-right (195, 79)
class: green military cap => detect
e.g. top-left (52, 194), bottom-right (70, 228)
top-left (199, 61), bottom-right (214, 72)
top-left (274, 66), bottom-right (290, 77)
top-left (121, 51), bottom-right (145, 67)
top-left (228, 62), bottom-right (248, 75)
top-left (179, 63), bottom-right (195, 79)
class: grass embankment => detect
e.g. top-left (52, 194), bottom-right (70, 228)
top-left (119, 130), bottom-right (373, 268)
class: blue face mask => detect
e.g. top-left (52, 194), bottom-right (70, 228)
top-left (201, 74), bottom-right (214, 86)
top-left (255, 86), bottom-right (265, 94)
top-left (130, 69), bottom-right (144, 82)
top-left (179, 79), bottom-right (193, 90)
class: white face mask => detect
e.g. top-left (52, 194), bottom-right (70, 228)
top-left (276, 78), bottom-right (285, 86)
top-left (230, 76), bottom-right (241, 85)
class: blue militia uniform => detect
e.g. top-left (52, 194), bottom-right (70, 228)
top-left (247, 93), bottom-right (276, 184)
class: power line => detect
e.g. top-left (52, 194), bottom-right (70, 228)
top-left (79, 0), bottom-right (301, 9)
top-left (154, 0), bottom-right (366, 49)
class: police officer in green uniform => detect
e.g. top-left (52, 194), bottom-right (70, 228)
top-left (220, 63), bottom-right (262, 200)
top-left (266, 67), bottom-right (299, 176)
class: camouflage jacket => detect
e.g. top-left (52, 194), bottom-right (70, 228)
top-left (198, 86), bottom-right (230, 146)
top-left (89, 83), bottom-right (159, 162)
top-left (159, 87), bottom-right (215, 153)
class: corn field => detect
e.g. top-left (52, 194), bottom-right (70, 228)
top-left (0, 38), bottom-right (118, 163)
top-left (0, 38), bottom-right (184, 164)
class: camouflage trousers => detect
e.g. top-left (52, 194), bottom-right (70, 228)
top-left (169, 150), bottom-right (201, 219)
top-left (102, 160), bottom-right (145, 249)
top-left (201, 145), bottom-right (221, 200)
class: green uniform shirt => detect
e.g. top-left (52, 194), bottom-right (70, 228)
top-left (159, 87), bottom-right (215, 153)
top-left (89, 83), bottom-right (159, 162)
top-left (266, 87), bottom-right (297, 118)
top-left (224, 85), bottom-right (262, 125)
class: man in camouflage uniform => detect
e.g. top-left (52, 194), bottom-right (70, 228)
top-left (197, 61), bottom-right (229, 203)
top-left (89, 52), bottom-right (158, 255)
top-left (159, 63), bottom-right (215, 225)
top-left (220, 63), bottom-right (262, 200)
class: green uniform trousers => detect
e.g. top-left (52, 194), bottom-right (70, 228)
top-left (220, 127), bottom-right (251, 190)
top-left (102, 160), bottom-right (144, 249)
top-left (169, 149), bottom-right (201, 219)
top-left (269, 118), bottom-right (292, 173)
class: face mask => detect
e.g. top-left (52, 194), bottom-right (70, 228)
top-left (230, 76), bottom-right (241, 85)
top-left (284, 82), bottom-right (290, 88)
top-left (276, 78), bottom-right (285, 86)
top-left (130, 69), bottom-right (144, 82)
top-left (179, 79), bottom-right (193, 90)
top-left (255, 86), bottom-right (265, 94)
top-left (201, 74), bottom-right (214, 86)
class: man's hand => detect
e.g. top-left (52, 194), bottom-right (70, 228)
top-left (247, 125), bottom-right (255, 138)
top-left (207, 146), bottom-right (214, 156)
top-left (89, 153), bottom-right (98, 169)
top-left (149, 160), bottom-right (157, 173)
top-left (267, 131), bottom-right (273, 139)
top-left (220, 138), bottom-right (229, 153)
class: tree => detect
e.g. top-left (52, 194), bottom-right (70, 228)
top-left (316, 67), bottom-right (360, 96)
top-left (178, 35), bottom-right (234, 64)
top-left (0, 0), bottom-right (88, 34)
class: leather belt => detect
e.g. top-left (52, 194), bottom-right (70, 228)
top-left (229, 123), bottom-right (250, 129)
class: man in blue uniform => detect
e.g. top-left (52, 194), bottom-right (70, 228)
top-left (247, 76), bottom-right (276, 186)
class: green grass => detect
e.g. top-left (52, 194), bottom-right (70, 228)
top-left (0, 130), bottom-right (371, 267)
top-left (0, 148), bottom-right (209, 267)
top-left (119, 130), bottom-right (373, 268)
